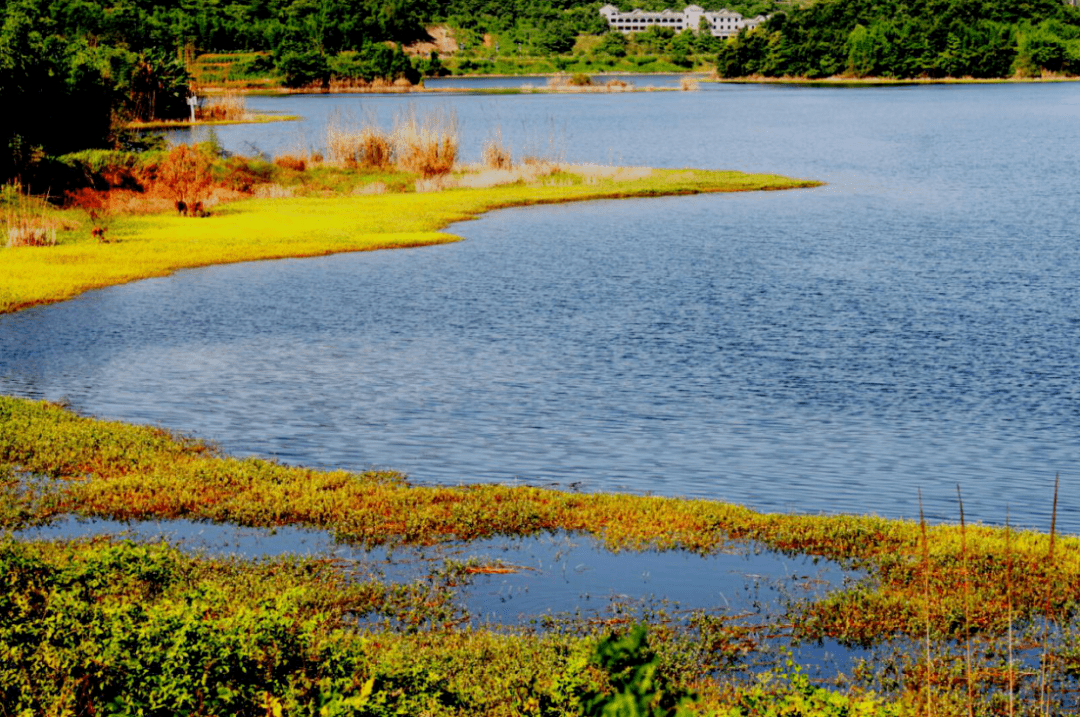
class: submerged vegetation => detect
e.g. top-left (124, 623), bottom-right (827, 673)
top-left (2, 395), bottom-right (1079, 713)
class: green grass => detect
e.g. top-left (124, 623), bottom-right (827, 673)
top-left (0, 166), bottom-right (818, 315)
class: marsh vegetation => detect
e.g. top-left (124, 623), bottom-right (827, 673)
top-left (2, 395), bottom-right (1079, 714)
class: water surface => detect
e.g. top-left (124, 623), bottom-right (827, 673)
top-left (4, 83), bottom-right (1079, 531)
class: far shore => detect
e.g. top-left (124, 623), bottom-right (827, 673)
top-left (193, 71), bottom-right (1080, 98)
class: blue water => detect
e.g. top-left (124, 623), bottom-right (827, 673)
top-left (15, 517), bottom-right (844, 625)
top-left (4, 83), bottom-right (1080, 532)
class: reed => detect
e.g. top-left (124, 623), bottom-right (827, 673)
top-left (957, 484), bottom-right (973, 717)
top-left (325, 111), bottom-right (394, 170)
top-left (1006, 505), bottom-right (1014, 717)
top-left (3, 184), bottom-right (60, 248)
top-left (1039, 474), bottom-right (1060, 716)
top-left (482, 129), bottom-right (513, 170)
top-left (197, 91), bottom-right (248, 122)
top-left (392, 107), bottom-right (458, 178)
top-left (919, 489), bottom-right (933, 717)
top-left (679, 76), bottom-right (700, 91)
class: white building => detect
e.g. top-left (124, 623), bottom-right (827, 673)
top-left (598, 4), bottom-right (766, 38)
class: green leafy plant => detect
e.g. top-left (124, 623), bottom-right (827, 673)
top-left (582, 623), bottom-right (696, 717)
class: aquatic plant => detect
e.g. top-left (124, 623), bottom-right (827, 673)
top-left (197, 90), bottom-right (248, 122)
top-left (392, 107), bottom-right (458, 178)
top-left (482, 128), bottom-right (513, 170)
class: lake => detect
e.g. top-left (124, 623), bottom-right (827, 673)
top-left (3, 82), bottom-right (1079, 532)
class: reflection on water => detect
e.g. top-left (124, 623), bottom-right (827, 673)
top-left (3, 84), bottom-right (1080, 532)
top-left (12, 517), bottom-right (848, 625)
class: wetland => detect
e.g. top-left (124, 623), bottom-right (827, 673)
top-left (3, 82), bottom-right (1080, 714)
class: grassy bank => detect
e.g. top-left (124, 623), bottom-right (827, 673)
top-left (0, 166), bottom-right (817, 315)
top-left (125, 114), bottom-right (302, 129)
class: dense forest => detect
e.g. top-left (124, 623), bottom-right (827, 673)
top-left (717, 0), bottom-right (1080, 77)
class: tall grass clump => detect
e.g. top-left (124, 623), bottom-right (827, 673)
top-left (197, 90), bottom-right (248, 121)
top-left (393, 107), bottom-right (457, 178)
top-left (482, 128), bottom-right (513, 170)
top-left (3, 183), bottom-right (58, 247)
top-left (325, 111), bottom-right (393, 170)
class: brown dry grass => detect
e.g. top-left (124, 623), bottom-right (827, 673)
top-left (197, 91), bottom-right (248, 121)
top-left (2, 185), bottom-right (71, 247)
top-left (304, 79), bottom-right (418, 94)
top-left (539, 75), bottom-right (637, 93)
top-left (325, 112), bottom-right (394, 170)
top-left (482, 129), bottom-right (513, 170)
top-left (252, 183), bottom-right (297, 199)
top-left (392, 108), bottom-right (458, 178)
top-left (274, 154), bottom-right (307, 172)
top-left (571, 163), bottom-right (653, 183)
top-left (97, 190), bottom-right (174, 215)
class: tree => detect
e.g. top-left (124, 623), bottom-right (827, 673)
top-left (536, 22), bottom-right (576, 54)
top-left (597, 30), bottom-right (627, 57)
top-left (277, 47), bottom-right (330, 86)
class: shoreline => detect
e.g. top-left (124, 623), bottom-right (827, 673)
top-left (196, 70), bottom-right (1080, 96)
top-left (0, 166), bottom-right (818, 315)
top-left (125, 113), bottom-right (302, 129)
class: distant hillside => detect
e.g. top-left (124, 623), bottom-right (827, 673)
top-left (716, 0), bottom-right (1080, 77)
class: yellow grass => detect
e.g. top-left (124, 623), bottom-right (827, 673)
top-left (0, 168), bottom-right (819, 314)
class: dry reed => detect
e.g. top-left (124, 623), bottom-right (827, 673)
top-left (325, 111), bottom-right (393, 170)
top-left (957, 484), bottom-right (973, 717)
top-left (919, 489), bottom-right (933, 717)
top-left (392, 107), bottom-right (458, 178)
top-left (6, 225), bottom-right (56, 247)
top-left (3, 185), bottom-right (61, 247)
top-left (680, 76), bottom-right (701, 91)
top-left (482, 129), bottom-right (513, 170)
top-left (198, 91), bottom-right (248, 121)
top-left (1039, 474), bottom-right (1060, 717)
